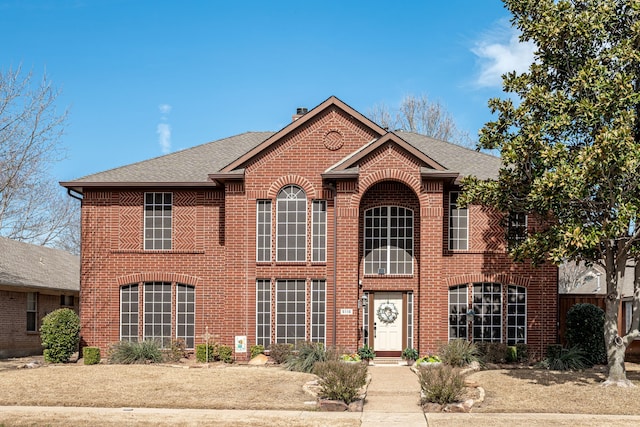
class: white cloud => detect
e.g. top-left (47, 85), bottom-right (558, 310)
top-left (157, 103), bottom-right (172, 153)
top-left (472, 25), bottom-right (536, 88)
top-left (159, 103), bottom-right (172, 116)
top-left (157, 123), bottom-right (171, 154)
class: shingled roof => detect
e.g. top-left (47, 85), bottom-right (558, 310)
top-left (61, 99), bottom-right (501, 192)
top-left (0, 237), bottom-right (79, 293)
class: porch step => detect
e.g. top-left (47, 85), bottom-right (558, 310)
top-left (371, 357), bottom-right (406, 366)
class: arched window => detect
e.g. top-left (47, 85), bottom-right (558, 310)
top-left (276, 185), bottom-right (307, 262)
top-left (364, 206), bottom-right (414, 275)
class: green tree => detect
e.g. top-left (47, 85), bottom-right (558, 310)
top-left (462, 0), bottom-right (640, 386)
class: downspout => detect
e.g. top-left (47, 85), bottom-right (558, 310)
top-left (326, 182), bottom-right (338, 347)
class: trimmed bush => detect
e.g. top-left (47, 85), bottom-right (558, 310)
top-left (108, 340), bottom-right (163, 364)
top-left (269, 343), bottom-right (293, 364)
top-left (418, 364), bottom-right (465, 405)
top-left (196, 343), bottom-right (216, 363)
top-left (40, 308), bottom-right (80, 363)
top-left (83, 346), bottom-right (101, 365)
top-left (286, 341), bottom-right (336, 373)
top-left (218, 345), bottom-right (233, 363)
top-left (438, 339), bottom-right (479, 367)
top-left (538, 345), bottom-right (588, 371)
top-left (250, 344), bottom-right (265, 359)
top-left (566, 303), bottom-right (606, 366)
top-left (313, 360), bottom-right (368, 404)
top-left (196, 343), bottom-right (234, 363)
top-left (515, 343), bottom-right (529, 363)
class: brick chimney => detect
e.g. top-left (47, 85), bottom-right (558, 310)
top-left (292, 107), bottom-right (308, 121)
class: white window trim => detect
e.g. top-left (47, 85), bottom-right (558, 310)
top-left (119, 284), bottom-right (139, 342)
top-left (310, 279), bottom-right (326, 344)
top-left (506, 285), bottom-right (527, 345)
top-left (311, 200), bottom-right (327, 263)
top-left (449, 191), bottom-right (469, 251)
top-left (275, 279), bottom-right (308, 345)
top-left (363, 206), bottom-right (414, 275)
top-left (175, 284), bottom-right (196, 349)
top-left (448, 285), bottom-right (468, 341)
top-left (256, 200), bottom-right (272, 262)
top-left (256, 279), bottom-right (272, 348)
top-left (143, 192), bottom-right (173, 250)
top-left (275, 186), bottom-right (307, 262)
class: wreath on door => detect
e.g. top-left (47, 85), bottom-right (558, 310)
top-left (377, 302), bottom-right (399, 324)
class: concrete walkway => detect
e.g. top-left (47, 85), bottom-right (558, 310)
top-left (362, 363), bottom-right (426, 426)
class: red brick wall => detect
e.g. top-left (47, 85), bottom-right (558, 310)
top-left (0, 290), bottom-right (78, 358)
top-left (77, 107), bottom-right (558, 360)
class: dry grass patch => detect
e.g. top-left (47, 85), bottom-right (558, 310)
top-left (467, 364), bottom-right (640, 415)
top-left (0, 363), bottom-right (316, 410)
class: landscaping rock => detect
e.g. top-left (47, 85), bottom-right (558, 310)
top-left (317, 399), bottom-right (348, 411)
top-left (423, 402), bottom-right (442, 412)
top-left (17, 360), bottom-right (41, 369)
top-left (348, 398), bottom-right (364, 412)
top-left (248, 354), bottom-right (268, 365)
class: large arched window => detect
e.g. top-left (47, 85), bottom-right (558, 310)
top-left (276, 185), bottom-right (307, 262)
top-left (364, 206), bottom-right (414, 275)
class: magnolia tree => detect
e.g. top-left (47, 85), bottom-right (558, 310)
top-left (462, 0), bottom-right (640, 386)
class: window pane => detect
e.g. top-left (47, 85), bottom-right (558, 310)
top-left (449, 192), bottom-right (468, 250)
top-left (275, 280), bottom-right (306, 346)
top-left (276, 186), bottom-right (307, 262)
top-left (364, 206), bottom-right (413, 275)
top-left (144, 192), bottom-right (172, 250)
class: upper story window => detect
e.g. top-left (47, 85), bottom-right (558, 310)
top-left (144, 192), bottom-right (172, 250)
top-left (507, 212), bottom-right (528, 248)
top-left (256, 200), bottom-right (272, 262)
top-left (449, 192), bottom-right (468, 251)
top-left (364, 206), bottom-right (414, 275)
top-left (312, 200), bottom-right (327, 262)
top-left (276, 185), bottom-right (307, 262)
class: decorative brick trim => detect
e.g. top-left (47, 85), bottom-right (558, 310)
top-left (444, 273), bottom-right (531, 288)
top-left (267, 175), bottom-right (317, 199)
top-left (116, 272), bottom-right (202, 286)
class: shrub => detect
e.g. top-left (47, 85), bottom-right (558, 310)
top-left (416, 355), bottom-right (442, 364)
top-left (313, 360), bottom-right (368, 404)
top-left (477, 342), bottom-right (509, 364)
top-left (418, 364), bottom-right (465, 405)
top-left (163, 339), bottom-right (187, 362)
top-left (507, 346), bottom-right (518, 363)
top-left (402, 347), bottom-right (419, 361)
top-left (195, 342), bottom-right (233, 363)
top-left (566, 303), bottom-right (606, 366)
top-left (108, 340), bottom-right (163, 364)
top-left (218, 345), bottom-right (233, 363)
top-left (357, 344), bottom-right (376, 361)
top-left (196, 343), bottom-right (216, 363)
top-left (286, 341), bottom-right (335, 373)
top-left (250, 344), bottom-right (265, 359)
top-left (40, 308), bottom-right (80, 363)
top-left (83, 346), bottom-right (101, 365)
top-left (538, 345), bottom-right (588, 371)
top-left (438, 340), bottom-right (479, 367)
top-left (269, 343), bottom-right (293, 364)
top-left (515, 343), bottom-right (529, 363)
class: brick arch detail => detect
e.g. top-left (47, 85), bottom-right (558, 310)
top-left (116, 272), bottom-right (201, 287)
top-left (445, 273), bottom-right (531, 288)
top-left (351, 169), bottom-right (428, 208)
top-left (267, 175), bottom-right (317, 199)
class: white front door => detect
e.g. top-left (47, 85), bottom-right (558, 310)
top-left (373, 292), bottom-right (403, 352)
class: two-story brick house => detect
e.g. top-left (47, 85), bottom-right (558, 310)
top-left (62, 96), bottom-right (557, 360)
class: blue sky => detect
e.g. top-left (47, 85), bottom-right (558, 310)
top-left (0, 0), bottom-right (534, 182)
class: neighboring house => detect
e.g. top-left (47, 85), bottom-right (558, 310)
top-left (559, 260), bottom-right (640, 361)
top-left (0, 237), bottom-right (79, 358)
top-left (61, 96), bottom-right (558, 360)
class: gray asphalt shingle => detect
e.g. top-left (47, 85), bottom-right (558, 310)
top-left (0, 237), bottom-right (79, 292)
